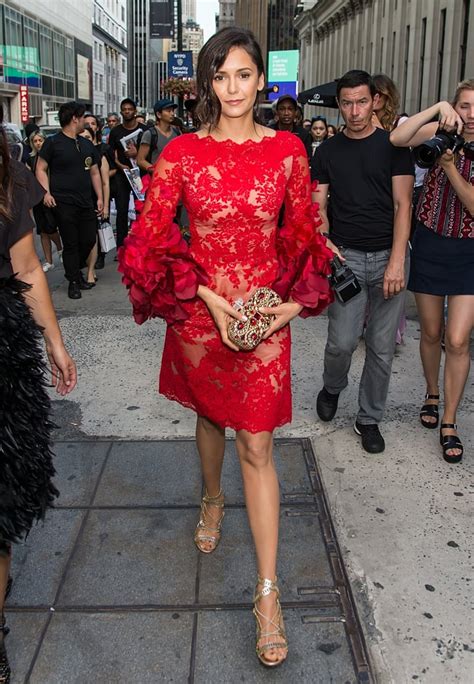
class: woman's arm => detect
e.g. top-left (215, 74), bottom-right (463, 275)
top-left (390, 101), bottom-right (463, 148)
top-left (9, 231), bottom-right (77, 395)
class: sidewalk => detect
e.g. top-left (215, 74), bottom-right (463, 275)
top-left (7, 258), bottom-right (473, 682)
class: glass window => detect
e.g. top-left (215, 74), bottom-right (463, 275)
top-left (39, 24), bottom-right (53, 75)
top-left (23, 17), bottom-right (40, 73)
top-left (65, 37), bottom-right (74, 79)
top-left (4, 6), bottom-right (23, 70)
top-left (52, 31), bottom-right (65, 79)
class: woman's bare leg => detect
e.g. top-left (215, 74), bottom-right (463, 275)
top-left (195, 416), bottom-right (225, 552)
top-left (40, 233), bottom-right (53, 265)
top-left (236, 429), bottom-right (287, 665)
top-left (442, 295), bottom-right (474, 456)
top-left (86, 242), bottom-right (98, 284)
top-left (50, 231), bottom-right (62, 254)
top-left (415, 293), bottom-right (445, 423)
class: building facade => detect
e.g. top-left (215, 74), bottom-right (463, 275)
top-left (296, 0), bottom-right (474, 117)
top-left (92, 0), bottom-right (128, 118)
top-left (182, 18), bottom-right (204, 68)
top-left (235, 0), bottom-right (269, 58)
top-left (268, 0), bottom-right (299, 52)
top-left (217, 0), bottom-right (236, 30)
top-left (182, 0), bottom-right (196, 23)
top-left (0, 0), bottom-right (93, 126)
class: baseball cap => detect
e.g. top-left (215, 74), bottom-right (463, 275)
top-left (275, 95), bottom-right (298, 108)
top-left (153, 98), bottom-right (178, 113)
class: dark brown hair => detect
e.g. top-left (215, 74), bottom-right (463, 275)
top-left (0, 105), bottom-right (14, 220)
top-left (372, 73), bottom-right (400, 131)
top-left (195, 27), bottom-right (265, 128)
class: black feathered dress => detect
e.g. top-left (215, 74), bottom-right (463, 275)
top-left (0, 161), bottom-right (58, 557)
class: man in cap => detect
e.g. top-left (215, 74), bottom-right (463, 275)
top-left (267, 95), bottom-right (312, 159)
top-left (137, 98), bottom-right (180, 174)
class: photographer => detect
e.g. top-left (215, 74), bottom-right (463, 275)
top-left (390, 80), bottom-right (474, 464)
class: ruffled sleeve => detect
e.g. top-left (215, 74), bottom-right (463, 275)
top-left (272, 137), bottom-right (334, 317)
top-left (118, 139), bottom-right (209, 325)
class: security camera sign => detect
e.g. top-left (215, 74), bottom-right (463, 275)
top-left (167, 51), bottom-right (193, 78)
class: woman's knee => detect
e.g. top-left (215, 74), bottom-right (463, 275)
top-left (197, 415), bottom-right (225, 437)
top-left (420, 324), bottom-right (443, 346)
top-left (237, 433), bottom-right (273, 469)
top-left (444, 331), bottom-right (470, 355)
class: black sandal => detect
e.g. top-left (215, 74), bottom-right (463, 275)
top-left (440, 423), bottom-right (464, 464)
top-left (420, 393), bottom-right (439, 429)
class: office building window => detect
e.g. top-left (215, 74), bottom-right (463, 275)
top-left (437, 9), bottom-right (447, 101)
top-left (39, 24), bottom-right (53, 75)
top-left (52, 31), bottom-right (65, 79)
top-left (5, 6), bottom-right (23, 69)
top-left (418, 18), bottom-right (427, 111)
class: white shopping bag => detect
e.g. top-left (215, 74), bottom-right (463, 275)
top-left (98, 221), bottom-right (117, 253)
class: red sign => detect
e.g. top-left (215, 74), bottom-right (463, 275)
top-left (19, 85), bottom-right (29, 123)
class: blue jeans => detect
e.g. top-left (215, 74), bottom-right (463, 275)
top-left (323, 247), bottom-right (410, 425)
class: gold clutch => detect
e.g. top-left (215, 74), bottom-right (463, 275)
top-left (227, 287), bottom-right (282, 351)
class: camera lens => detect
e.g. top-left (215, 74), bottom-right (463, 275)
top-left (413, 134), bottom-right (449, 168)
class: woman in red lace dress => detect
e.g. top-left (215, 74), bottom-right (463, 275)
top-left (119, 28), bottom-right (334, 667)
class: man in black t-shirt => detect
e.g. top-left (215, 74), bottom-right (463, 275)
top-left (108, 98), bottom-right (147, 250)
top-left (311, 70), bottom-right (414, 454)
top-left (267, 95), bottom-right (312, 159)
top-left (36, 101), bottom-right (103, 299)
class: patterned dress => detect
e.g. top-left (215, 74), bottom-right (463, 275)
top-left (119, 131), bottom-right (333, 432)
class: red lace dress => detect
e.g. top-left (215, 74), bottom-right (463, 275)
top-left (119, 131), bottom-right (333, 432)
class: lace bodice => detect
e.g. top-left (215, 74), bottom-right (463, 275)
top-left (119, 130), bottom-right (333, 432)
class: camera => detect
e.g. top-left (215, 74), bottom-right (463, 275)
top-left (413, 128), bottom-right (474, 168)
top-left (328, 256), bottom-right (361, 303)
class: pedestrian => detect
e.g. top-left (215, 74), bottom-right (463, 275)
top-left (107, 98), bottom-right (147, 252)
top-left (137, 98), bottom-right (180, 175)
top-left (312, 69), bottom-right (414, 453)
top-left (390, 80), bottom-right (474, 464)
top-left (303, 118), bottom-right (312, 130)
top-left (119, 27), bottom-right (335, 667)
top-left (25, 131), bottom-right (63, 272)
top-left (371, 73), bottom-right (400, 131)
top-left (0, 105), bottom-right (77, 684)
top-left (21, 122), bottom-right (39, 164)
top-left (102, 112), bottom-right (120, 143)
top-left (79, 125), bottom-right (111, 285)
top-left (310, 115), bottom-right (329, 155)
top-left (35, 101), bottom-right (104, 299)
top-left (327, 124), bottom-right (337, 137)
top-left (267, 95), bottom-right (313, 158)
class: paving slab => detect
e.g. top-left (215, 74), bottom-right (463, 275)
top-left (94, 440), bottom-right (202, 506)
top-left (193, 609), bottom-right (357, 683)
top-left (53, 441), bottom-right (110, 506)
top-left (8, 509), bottom-right (85, 607)
top-left (57, 509), bottom-right (199, 607)
top-left (4, 613), bottom-right (49, 684)
top-left (29, 612), bottom-right (194, 684)
top-left (198, 508), bottom-right (335, 605)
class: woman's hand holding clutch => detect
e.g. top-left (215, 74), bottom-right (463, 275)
top-left (198, 286), bottom-right (246, 351)
top-left (260, 301), bottom-right (303, 339)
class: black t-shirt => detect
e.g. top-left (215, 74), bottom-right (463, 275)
top-left (108, 123), bottom-right (147, 168)
top-left (311, 128), bottom-right (414, 251)
top-left (268, 121), bottom-right (312, 159)
top-left (0, 161), bottom-right (44, 277)
top-left (97, 142), bottom-right (116, 171)
top-left (39, 132), bottom-right (100, 208)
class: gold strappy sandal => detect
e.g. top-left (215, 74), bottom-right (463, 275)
top-left (194, 489), bottom-right (225, 554)
top-left (253, 576), bottom-right (288, 668)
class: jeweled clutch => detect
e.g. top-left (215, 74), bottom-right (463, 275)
top-left (228, 287), bottom-right (282, 351)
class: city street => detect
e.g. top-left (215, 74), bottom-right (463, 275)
top-left (5, 252), bottom-right (473, 683)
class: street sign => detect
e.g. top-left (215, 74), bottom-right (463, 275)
top-left (267, 50), bottom-right (299, 102)
top-left (167, 51), bottom-right (193, 79)
top-left (19, 85), bottom-right (29, 123)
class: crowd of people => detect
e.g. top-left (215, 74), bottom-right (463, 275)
top-left (0, 24), bottom-right (473, 680)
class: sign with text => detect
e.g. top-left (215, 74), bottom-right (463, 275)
top-left (267, 50), bottom-right (299, 102)
top-left (167, 51), bottom-right (193, 78)
top-left (19, 85), bottom-right (29, 123)
top-left (150, 0), bottom-right (174, 39)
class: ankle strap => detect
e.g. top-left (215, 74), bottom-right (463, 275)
top-left (441, 423), bottom-right (457, 430)
top-left (256, 576), bottom-right (279, 597)
top-left (202, 489), bottom-right (224, 505)
top-left (425, 393), bottom-right (439, 400)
